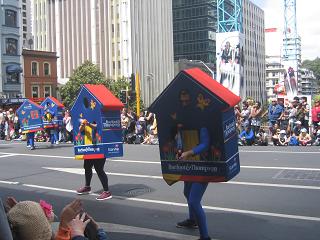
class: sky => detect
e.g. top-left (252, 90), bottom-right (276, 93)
top-left (252, 0), bottom-right (320, 60)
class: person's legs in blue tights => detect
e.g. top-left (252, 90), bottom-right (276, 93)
top-left (184, 182), bottom-right (209, 239)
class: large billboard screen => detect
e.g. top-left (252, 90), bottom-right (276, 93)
top-left (216, 31), bottom-right (244, 97)
top-left (282, 59), bottom-right (298, 99)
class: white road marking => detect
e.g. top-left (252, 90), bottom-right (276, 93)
top-left (240, 150), bottom-right (320, 154)
top-left (0, 154), bottom-right (17, 158)
top-left (1, 152), bottom-right (320, 172)
top-left (43, 167), bottom-right (320, 190)
top-left (97, 222), bottom-right (200, 240)
top-left (224, 181), bottom-right (320, 190)
top-left (0, 142), bottom-right (26, 146)
top-left (241, 166), bottom-right (320, 171)
top-left (0, 151), bottom-right (74, 159)
top-left (0, 180), bottom-right (19, 184)
top-left (1, 181), bottom-right (319, 222)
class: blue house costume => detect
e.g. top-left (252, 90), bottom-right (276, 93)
top-left (149, 68), bottom-right (241, 240)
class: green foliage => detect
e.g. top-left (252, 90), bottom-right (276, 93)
top-left (313, 95), bottom-right (320, 104)
top-left (60, 61), bottom-right (111, 108)
top-left (108, 77), bottom-right (130, 100)
top-left (59, 61), bottom-right (145, 111)
top-left (302, 58), bottom-right (320, 79)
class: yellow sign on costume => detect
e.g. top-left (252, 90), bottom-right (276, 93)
top-left (84, 125), bottom-right (93, 145)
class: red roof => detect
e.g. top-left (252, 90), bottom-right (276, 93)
top-left (29, 99), bottom-right (43, 109)
top-left (183, 68), bottom-right (241, 108)
top-left (84, 84), bottom-right (124, 109)
top-left (48, 97), bottom-right (64, 108)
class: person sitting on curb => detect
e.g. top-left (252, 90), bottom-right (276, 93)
top-left (313, 130), bottom-right (320, 146)
top-left (255, 128), bottom-right (268, 146)
top-left (278, 130), bottom-right (289, 146)
top-left (298, 128), bottom-right (312, 146)
top-left (272, 128), bottom-right (281, 146)
top-left (238, 126), bottom-right (254, 146)
top-left (288, 132), bottom-right (299, 146)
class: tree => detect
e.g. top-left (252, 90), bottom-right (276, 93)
top-left (302, 58), bottom-right (320, 79)
top-left (59, 60), bottom-right (145, 112)
top-left (60, 61), bottom-right (111, 108)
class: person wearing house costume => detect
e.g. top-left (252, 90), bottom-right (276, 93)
top-left (44, 105), bottom-right (59, 145)
top-left (176, 125), bottom-right (211, 240)
top-left (149, 68), bottom-right (241, 240)
top-left (76, 118), bottom-right (112, 201)
top-left (71, 84), bottom-right (124, 201)
top-left (16, 99), bottom-right (44, 150)
top-left (41, 97), bottom-right (65, 146)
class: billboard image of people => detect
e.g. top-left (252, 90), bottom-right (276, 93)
top-left (282, 60), bottom-right (298, 99)
top-left (216, 32), bottom-right (244, 97)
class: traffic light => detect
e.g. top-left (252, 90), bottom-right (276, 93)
top-left (120, 90), bottom-right (127, 104)
top-left (130, 91), bottom-right (136, 102)
top-left (130, 73), bottom-right (135, 91)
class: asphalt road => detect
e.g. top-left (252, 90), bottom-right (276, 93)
top-left (0, 141), bottom-right (320, 240)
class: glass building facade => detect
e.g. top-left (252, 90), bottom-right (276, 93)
top-left (173, 0), bottom-right (217, 64)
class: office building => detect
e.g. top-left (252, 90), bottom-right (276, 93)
top-left (0, 0), bottom-right (23, 98)
top-left (21, 0), bottom-right (33, 48)
top-left (31, 0), bottom-right (47, 50)
top-left (243, 0), bottom-right (266, 103)
top-left (173, 0), bottom-right (266, 103)
top-left (172, 0), bottom-right (217, 72)
top-left (31, 0), bottom-right (174, 107)
top-left (300, 68), bottom-right (318, 96)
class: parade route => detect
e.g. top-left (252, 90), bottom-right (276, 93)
top-left (0, 141), bottom-right (320, 239)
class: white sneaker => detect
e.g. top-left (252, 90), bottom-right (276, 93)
top-left (55, 141), bottom-right (59, 145)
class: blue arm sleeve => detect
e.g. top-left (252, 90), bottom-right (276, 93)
top-left (97, 229), bottom-right (108, 240)
top-left (246, 130), bottom-right (254, 139)
top-left (239, 130), bottom-right (245, 138)
top-left (192, 127), bottom-right (210, 155)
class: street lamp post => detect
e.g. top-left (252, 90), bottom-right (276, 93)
top-left (190, 60), bottom-right (215, 79)
top-left (145, 73), bottom-right (154, 107)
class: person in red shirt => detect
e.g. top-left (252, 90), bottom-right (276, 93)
top-left (311, 100), bottom-right (320, 126)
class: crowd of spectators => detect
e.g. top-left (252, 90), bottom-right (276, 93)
top-left (1, 96), bottom-right (319, 148)
top-left (121, 108), bottom-right (158, 145)
top-left (236, 97), bottom-right (320, 146)
top-left (0, 108), bottom-right (73, 144)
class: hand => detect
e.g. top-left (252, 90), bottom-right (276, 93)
top-left (81, 119), bottom-right (88, 125)
top-left (6, 197), bottom-right (18, 208)
top-left (59, 199), bottom-right (83, 228)
top-left (179, 150), bottom-right (193, 160)
top-left (4, 197), bottom-right (18, 212)
top-left (85, 213), bottom-right (99, 230)
top-left (70, 213), bottom-right (91, 238)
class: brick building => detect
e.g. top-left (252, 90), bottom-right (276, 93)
top-left (22, 49), bottom-right (58, 100)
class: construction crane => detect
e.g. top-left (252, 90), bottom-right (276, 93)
top-left (282, 0), bottom-right (301, 97)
